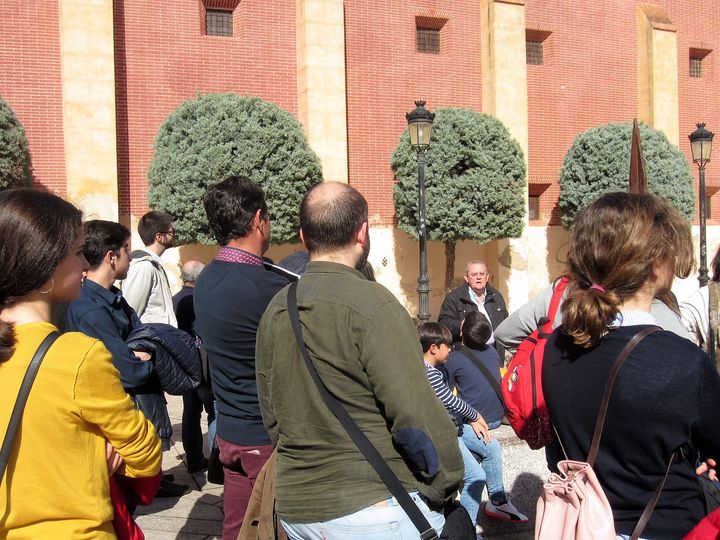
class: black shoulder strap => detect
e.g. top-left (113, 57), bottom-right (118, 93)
top-left (0, 331), bottom-right (60, 482)
top-left (286, 281), bottom-right (439, 540)
top-left (456, 345), bottom-right (503, 405)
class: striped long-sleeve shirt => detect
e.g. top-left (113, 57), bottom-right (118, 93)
top-left (424, 362), bottom-right (479, 423)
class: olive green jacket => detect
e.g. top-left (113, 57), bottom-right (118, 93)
top-left (256, 261), bottom-right (463, 522)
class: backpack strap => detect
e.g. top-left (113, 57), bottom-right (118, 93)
top-left (541, 277), bottom-right (570, 335)
top-left (582, 325), bottom-right (666, 540)
top-left (587, 326), bottom-right (659, 465)
top-left (0, 331), bottom-right (60, 482)
top-left (456, 345), bottom-right (503, 406)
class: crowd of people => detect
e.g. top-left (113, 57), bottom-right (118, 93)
top-left (1, 181), bottom-right (720, 540)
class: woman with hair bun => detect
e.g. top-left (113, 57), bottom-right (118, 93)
top-left (543, 192), bottom-right (720, 538)
top-left (0, 189), bottom-right (161, 538)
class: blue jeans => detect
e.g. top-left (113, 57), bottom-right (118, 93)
top-left (461, 424), bottom-right (505, 503)
top-left (458, 437), bottom-right (486, 523)
top-left (281, 491), bottom-right (445, 539)
top-left (208, 400), bottom-right (218, 450)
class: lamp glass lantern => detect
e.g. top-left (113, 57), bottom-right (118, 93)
top-left (689, 122), bottom-right (714, 166)
top-left (406, 100), bottom-right (435, 152)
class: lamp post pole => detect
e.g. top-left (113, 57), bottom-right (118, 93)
top-left (406, 100), bottom-right (435, 322)
top-left (417, 150), bottom-right (430, 322)
top-left (699, 162), bottom-right (709, 287)
top-left (689, 122), bottom-right (715, 288)
top-left (689, 123), bottom-right (715, 366)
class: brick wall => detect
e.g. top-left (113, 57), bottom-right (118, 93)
top-left (0, 0), bottom-right (66, 194)
top-left (525, 0), bottom-right (719, 226)
top-left (114, 0), bottom-right (297, 216)
top-left (670, 0), bottom-right (720, 221)
top-left (525, 0), bottom-right (638, 225)
top-left (344, 1), bottom-right (483, 225)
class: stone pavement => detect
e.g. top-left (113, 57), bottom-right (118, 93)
top-left (135, 394), bottom-right (223, 539)
top-left (135, 395), bottom-right (541, 540)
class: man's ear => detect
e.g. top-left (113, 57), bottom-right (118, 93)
top-left (357, 221), bottom-right (368, 246)
top-left (104, 249), bottom-right (115, 267)
top-left (253, 209), bottom-right (264, 228)
top-left (299, 228), bottom-right (308, 249)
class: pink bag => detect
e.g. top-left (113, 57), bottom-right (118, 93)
top-left (535, 460), bottom-right (616, 540)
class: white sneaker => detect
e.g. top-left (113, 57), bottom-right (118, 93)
top-left (483, 498), bottom-right (528, 523)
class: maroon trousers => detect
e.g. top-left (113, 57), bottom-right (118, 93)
top-left (216, 435), bottom-right (274, 540)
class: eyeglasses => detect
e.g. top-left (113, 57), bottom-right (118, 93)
top-left (160, 230), bottom-right (175, 237)
top-left (466, 272), bottom-right (487, 278)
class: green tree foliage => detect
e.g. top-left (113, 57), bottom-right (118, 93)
top-left (559, 122), bottom-right (695, 228)
top-left (148, 94), bottom-right (323, 244)
top-left (391, 108), bottom-right (526, 289)
top-left (0, 96), bottom-right (32, 190)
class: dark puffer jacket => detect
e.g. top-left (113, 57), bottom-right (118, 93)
top-left (127, 323), bottom-right (202, 395)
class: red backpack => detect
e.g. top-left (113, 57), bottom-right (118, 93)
top-left (501, 277), bottom-right (569, 449)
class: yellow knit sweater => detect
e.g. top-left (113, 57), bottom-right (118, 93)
top-left (0, 323), bottom-right (162, 539)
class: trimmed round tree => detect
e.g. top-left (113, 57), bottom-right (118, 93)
top-left (148, 94), bottom-right (323, 244)
top-left (392, 108), bottom-right (526, 290)
top-left (559, 122), bottom-right (695, 228)
top-left (0, 96), bottom-right (32, 190)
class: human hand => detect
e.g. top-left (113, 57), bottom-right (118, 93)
top-left (133, 351), bottom-right (152, 361)
top-left (470, 415), bottom-right (492, 443)
top-left (106, 441), bottom-right (124, 476)
top-left (697, 458), bottom-right (717, 481)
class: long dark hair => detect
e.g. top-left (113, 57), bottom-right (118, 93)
top-left (0, 188), bottom-right (82, 362)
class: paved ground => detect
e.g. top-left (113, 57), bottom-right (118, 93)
top-left (135, 395), bottom-right (536, 540)
top-left (135, 395), bottom-right (223, 539)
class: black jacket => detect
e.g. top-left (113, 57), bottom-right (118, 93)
top-left (438, 283), bottom-right (508, 357)
top-left (127, 323), bottom-right (202, 396)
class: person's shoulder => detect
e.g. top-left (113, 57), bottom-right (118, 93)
top-left (445, 350), bottom-right (465, 370)
top-left (444, 283), bottom-right (466, 298)
top-left (66, 295), bottom-right (106, 323)
top-left (57, 329), bottom-right (105, 355)
top-left (648, 327), bottom-right (703, 353)
top-left (353, 279), bottom-right (406, 314)
top-left (486, 283), bottom-right (505, 300)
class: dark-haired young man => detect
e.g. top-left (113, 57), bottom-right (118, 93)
top-left (65, 220), bottom-right (154, 390)
top-left (193, 176), bottom-right (293, 540)
top-left (256, 182), bottom-right (463, 538)
top-left (122, 210), bottom-right (177, 326)
top-left (64, 220), bottom-right (187, 497)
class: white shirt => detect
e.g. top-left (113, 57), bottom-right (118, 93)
top-left (679, 286), bottom-right (709, 348)
top-left (468, 286), bottom-right (495, 345)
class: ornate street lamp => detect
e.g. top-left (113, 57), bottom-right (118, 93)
top-left (689, 122), bottom-right (714, 287)
top-left (406, 100), bottom-right (435, 322)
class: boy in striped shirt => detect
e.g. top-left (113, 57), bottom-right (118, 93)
top-left (418, 322), bottom-right (489, 528)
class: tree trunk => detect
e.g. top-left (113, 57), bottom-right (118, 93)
top-left (444, 241), bottom-right (456, 292)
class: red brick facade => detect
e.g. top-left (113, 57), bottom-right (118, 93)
top-left (0, 0), bottom-right (66, 195)
top-left (114, 0), bottom-right (297, 216)
top-left (344, 1), bottom-right (482, 224)
top-left (0, 0), bottom-right (718, 227)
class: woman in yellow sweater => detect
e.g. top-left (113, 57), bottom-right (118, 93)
top-left (0, 189), bottom-right (162, 538)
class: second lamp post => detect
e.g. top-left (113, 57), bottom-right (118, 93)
top-left (406, 100), bottom-right (435, 322)
top-left (688, 122), bottom-right (714, 287)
